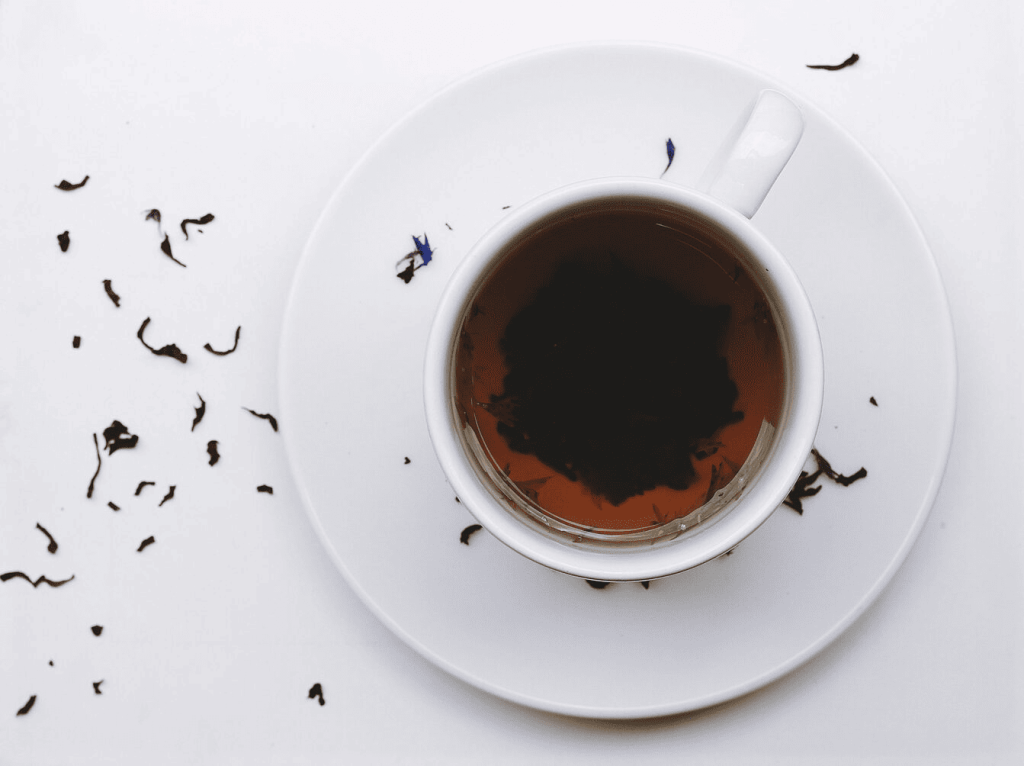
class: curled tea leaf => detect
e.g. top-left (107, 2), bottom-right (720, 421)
top-left (204, 326), bottom-right (241, 356)
top-left (459, 524), bottom-right (482, 545)
top-left (181, 213), bottom-right (214, 239)
top-left (102, 280), bottom-right (121, 307)
top-left (137, 317), bottom-right (188, 363)
top-left (243, 408), bottom-right (278, 432)
top-left (36, 523), bottom-right (58, 554)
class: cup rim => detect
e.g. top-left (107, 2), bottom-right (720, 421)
top-left (424, 177), bottom-right (823, 581)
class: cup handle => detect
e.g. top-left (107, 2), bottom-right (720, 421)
top-left (697, 90), bottom-right (804, 219)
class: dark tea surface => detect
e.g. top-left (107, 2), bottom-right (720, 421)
top-left (454, 204), bottom-right (784, 533)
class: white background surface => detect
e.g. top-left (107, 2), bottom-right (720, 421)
top-left (0, 1), bottom-right (1021, 763)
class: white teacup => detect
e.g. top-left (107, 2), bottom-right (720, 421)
top-left (424, 91), bottom-right (822, 581)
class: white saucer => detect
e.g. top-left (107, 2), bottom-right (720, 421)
top-left (279, 43), bottom-right (956, 718)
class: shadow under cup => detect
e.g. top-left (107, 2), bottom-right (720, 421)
top-left (431, 189), bottom-right (816, 572)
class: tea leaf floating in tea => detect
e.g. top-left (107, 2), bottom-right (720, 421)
top-left (492, 257), bottom-right (742, 506)
top-left (806, 53), bottom-right (859, 71)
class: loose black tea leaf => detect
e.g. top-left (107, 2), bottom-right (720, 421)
top-left (662, 138), bottom-right (675, 177)
top-left (207, 441), bottom-right (220, 466)
top-left (87, 433), bottom-right (101, 498)
top-left (192, 393), bottom-right (206, 431)
top-left (135, 480), bottom-right (155, 496)
top-left (811, 448), bottom-right (867, 487)
top-left (395, 234), bottom-right (434, 283)
top-left (55, 176), bottom-right (89, 190)
top-left (204, 326), bottom-right (241, 356)
top-left (49, 660), bottom-right (53, 667)
top-left (145, 209), bottom-right (161, 224)
top-left (180, 213), bottom-right (214, 239)
top-left (256, 484), bottom-right (273, 494)
top-left (16, 695), bottom-right (36, 716)
top-left (102, 420), bottom-right (139, 454)
top-left (160, 234), bottom-right (186, 267)
top-left (403, 457), bottom-right (411, 465)
top-left (91, 625), bottom-right (103, 636)
top-left (586, 580), bottom-right (610, 589)
top-left (36, 523), bottom-right (58, 554)
top-left (459, 524), bottom-right (482, 545)
top-left (782, 470), bottom-right (822, 514)
top-left (308, 683), bottom-right (325, 706)
top-left (137, 536), bottom-right (155, 553)
top-left (93, 681), bottom-right (103, 695)
top-left (102, 279), bottom-right (121, 307)
top-left (57, 231), bottom-right (70, 252)
top-left (107, 501), bottom-right (120, 512)
top-left (73, 335), bottom-right (81, 348)
top-left (243, 408), bottom-right (278, 432)
top-left (137, 317), bottom-right (188, 363)
top-left (807, 53), bottom-right (859, 71)
top-left (870, 396), bottom-right (878, 406)
top-left (783, 448), bottom-right (867, 513)
top-left (158, 485), bottom-right (176, 506)
top-left (640, 581), bottom-right (650, 590)
top-left (1, 571), bottom-right (75, 588)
